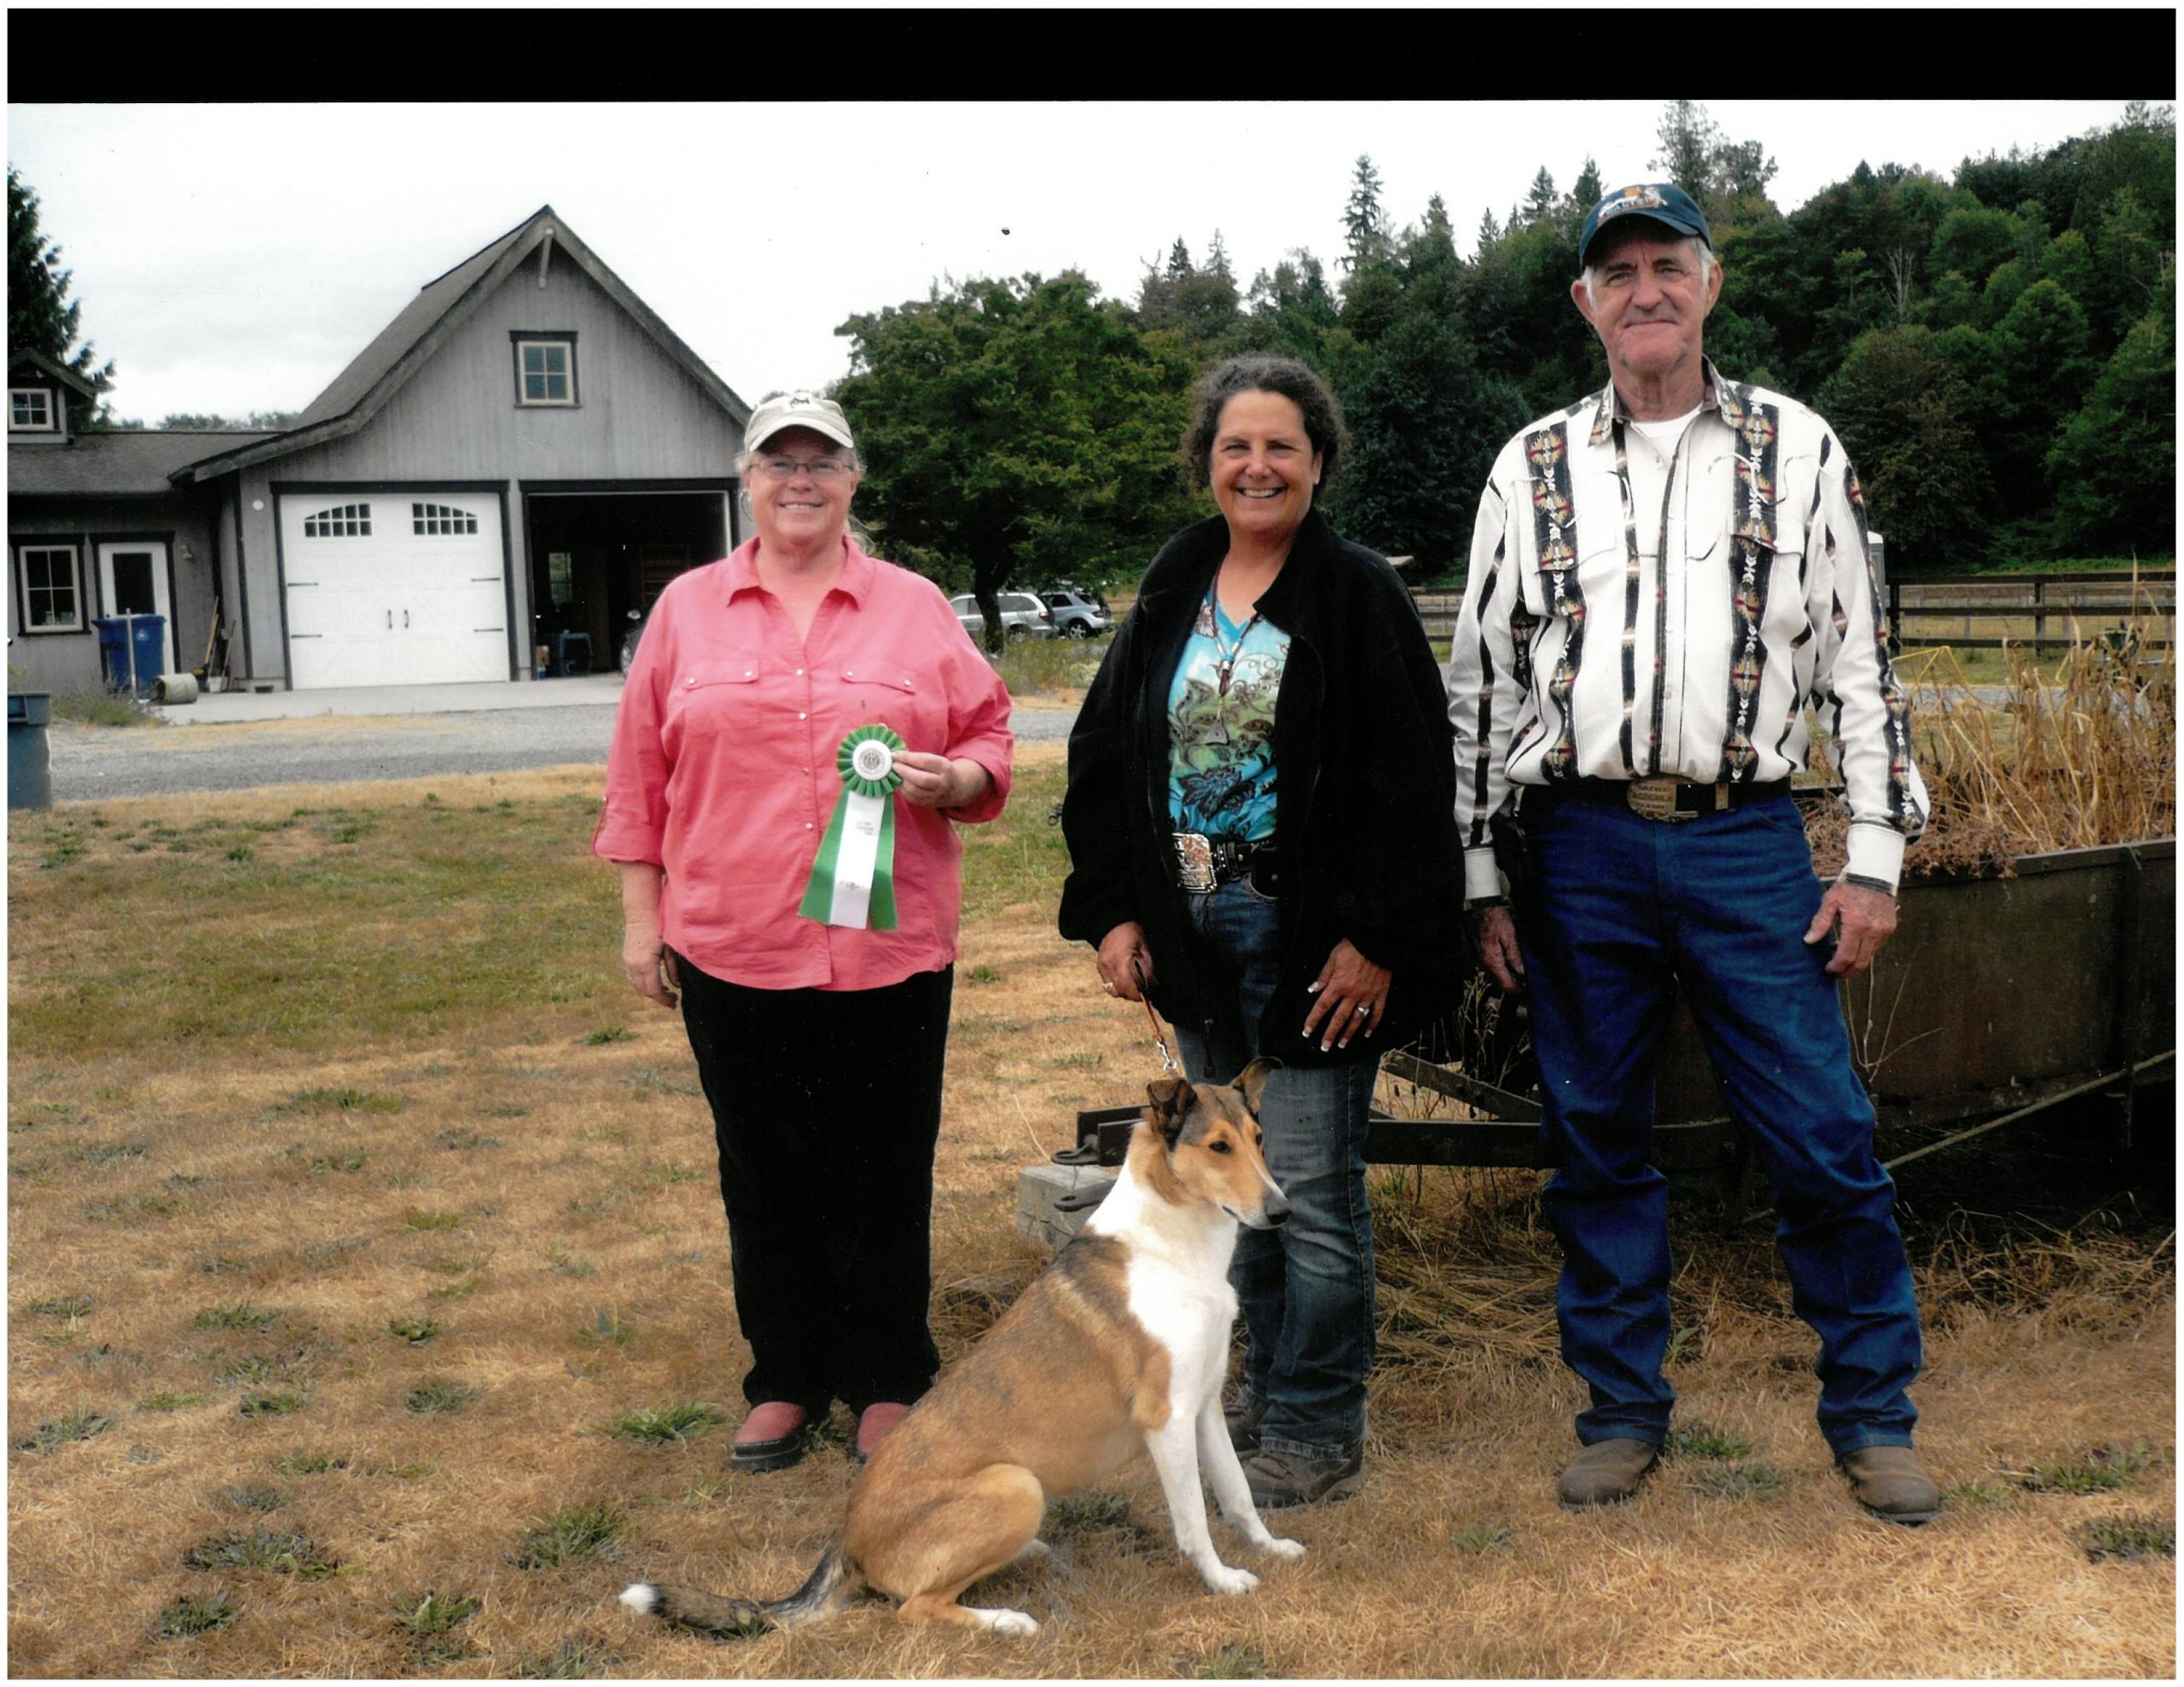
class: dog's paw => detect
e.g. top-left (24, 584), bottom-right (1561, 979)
top-left (974, 1607), bottom-right (1040, 1638)
top-left (1260, 1537), bottom-right (1306, 1561)
top-left (1202, 1563), bottom-right (1259, 1596)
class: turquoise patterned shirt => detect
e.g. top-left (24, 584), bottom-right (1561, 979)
top-left (1167, 592), bottom-right (1289, 839)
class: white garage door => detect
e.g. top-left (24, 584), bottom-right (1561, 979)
top-left (280, 495), bottom-right (508, 689)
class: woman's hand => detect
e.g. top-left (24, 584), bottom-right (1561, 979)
top-left (1095, 922), bottom-right (1157, 1003)
top-left (895, 751), bottom-right (989, 810)
top-left (1302, 939), bottom-right (1391, 1052)
top-left (622, 925), bottom-right (680, 1007)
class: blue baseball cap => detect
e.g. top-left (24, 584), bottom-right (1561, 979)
top-left (1578, 183), bottom-right (1712, 267)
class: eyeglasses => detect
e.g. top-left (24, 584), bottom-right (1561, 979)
top-left (752, 455), bottom-right (852, 480)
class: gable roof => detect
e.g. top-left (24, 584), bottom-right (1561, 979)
top-left (9, 347), bottom-right (101, 398)
top-left (173, 206), bottom-right (750, 484)
top-left (9, 428), bottom-right (276, 495)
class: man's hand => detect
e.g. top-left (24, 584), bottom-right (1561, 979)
top-left (1804, 881), bottom-right (1897, 977)
top-left (1467, 904), bottom-right (1525, 994)
top-left (1095, 921), bottom-right (1156, 1003)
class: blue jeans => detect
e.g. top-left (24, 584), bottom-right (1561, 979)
top-left (1166, 878), bottom-right (1378, 1463)
top-left (1517, 794), bottom-right (1922, 1458)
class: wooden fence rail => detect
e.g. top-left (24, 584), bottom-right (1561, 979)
top-left (1409, 572), bottom-right (2175, 657)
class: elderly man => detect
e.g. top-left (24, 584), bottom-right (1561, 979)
top-left (1446, 183), bottom-right (1938, 1523)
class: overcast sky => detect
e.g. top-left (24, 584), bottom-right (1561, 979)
top-left (4, 100), bottom-right (2151, 424)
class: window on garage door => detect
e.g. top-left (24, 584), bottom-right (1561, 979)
top-left (304, 503), bottom-right (372, 537)
top-left (413, 503), bottom-right (479, 536)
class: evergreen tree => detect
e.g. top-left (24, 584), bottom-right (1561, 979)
top-left (1342, 154), bottom-right (1390, 273)
top-left (1521, 167), bottom-right (1557, 225)
top-left (9, 165), bottom-right (114, 421)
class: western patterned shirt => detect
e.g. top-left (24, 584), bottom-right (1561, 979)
top-left (1446, 361), bottom-right (1928, 899)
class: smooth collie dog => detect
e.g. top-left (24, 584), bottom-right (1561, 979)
top-left (620, 1059), bottom-right (1301, 1638)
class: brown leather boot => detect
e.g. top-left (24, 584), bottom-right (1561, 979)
top-left (1557, 1438), bottom-right (1661, 1509)
top-left (1838, 1445), bottom-right (1940, 1524)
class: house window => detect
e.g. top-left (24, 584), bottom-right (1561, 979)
top-left (10, 388), bottom-right (55, 432)
top-left (515, 339), bottom-right (576, 406)
top-left (303, 503), bottom-right (372, 537)
top-left (20, 545), bottom-right (82, 629)
top-left (412, 502), bottom-right (479, 536)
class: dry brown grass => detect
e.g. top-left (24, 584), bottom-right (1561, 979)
top-left (9, 748), bottom-right (2174, 1678)
top-left (1806, 626), bottom-right (2175, 880)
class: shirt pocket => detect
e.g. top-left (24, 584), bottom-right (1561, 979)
top-left (661, 661), bottom-right (763, 758)
top-left (832, 659), bottom-right (945, 749)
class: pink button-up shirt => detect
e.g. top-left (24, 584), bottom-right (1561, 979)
top-left (595, 538), bottom-right (1014, 990)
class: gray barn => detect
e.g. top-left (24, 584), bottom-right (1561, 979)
top-left (9, 206), bottom-right (752, 693)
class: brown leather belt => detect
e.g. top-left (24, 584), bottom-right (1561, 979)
top-left (1561, 776), bottom-right (1792, 822)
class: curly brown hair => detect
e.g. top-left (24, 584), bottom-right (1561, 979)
top-left (1181, 353), bottom-right (1348, 493)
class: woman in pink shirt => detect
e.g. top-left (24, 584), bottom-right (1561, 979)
top-left (596, 391), bottom-right (1013, 1472)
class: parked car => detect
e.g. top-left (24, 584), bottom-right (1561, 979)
top-left (1037, 588), bottom-right (1112, 639)
top-left (950, 591), bottom-right (1055, 641)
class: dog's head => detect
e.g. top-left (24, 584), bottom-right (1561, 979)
top-left (1139, 1059), bottom-right (1289, 1230)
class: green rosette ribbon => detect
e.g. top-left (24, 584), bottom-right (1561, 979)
top-left (799, 724), bottom-right (908, 930)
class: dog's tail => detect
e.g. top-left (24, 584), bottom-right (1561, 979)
top-left (620, 1544), bottom-right (857, 1637)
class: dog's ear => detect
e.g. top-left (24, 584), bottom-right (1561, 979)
top-left (1233, 1058), bottom-right (1282, 1118)
top-left (1145, 1075), bottom-right (1193, 1147)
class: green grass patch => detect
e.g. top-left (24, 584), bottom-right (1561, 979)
top-left (402, 1209), bottom-right (466, 1232)
top-left (575, 1308), bottom-right (635, 1348)
top-left (25, 1293), bottom-right (95, 1319)
top-left (406, 1379), bottom-right (478, 1415)
top-left (238, 1390), bottom-right (305, 1418)
top-left (2081, 1512), bottom-right (2175, 1563)
top-left (273, 1451), bottom-right (351, 1475)
top-left (139, 1389), bottom-right (212, 1412)
top-left (1943, 1478), bottom-right (2016, 1510)
top-left (194, 1301), bottom-right (280, 1331)
top-left (545, 1247), bottom-right (597, 1278)
top-left (601, 1402), bottom-right (727, 1445)
top-left (276, 1087), bottom-right (407, 1116)
top-left (157, 1592), bottom-right (241, 1639)
top-left (1689, 1462), bottom-right (1786, 1502)
top-left (392, 1588), bottom-right (479, 1638)
top-left (1668, 1421), bottom-right (1755, 1460)
top-left (1186, 1644), bottom-right (1269, 1678)
top-left (427, 1275), bottom-right (482, 1301)
top-left (311, 1151), bottom-right (367, 1174)
top-left (434, 1127), bottom-right (500, 1151)
top-left (49, 690), bottom-right (152, 728)
top-left (1051, 1492), bottom-right (1132, 1531)
top-left (510, 1503), bottom-right (623, 1569)
top-left (2023, 1440), bottom-right (2164, 1495)
top-left (182, 1528), bottom-right (339, 1577)
top-left (218, 1483), bottom-right (288, 1513)
top-left (17, 1409), bottom-right (113, 1452)
top-left (387, 1316), bottom-right (441, 1344)
top-left (1449, 1521), bottom-right (1514, 1554)
top-left (514, 1639), bottom-right (622, 1678)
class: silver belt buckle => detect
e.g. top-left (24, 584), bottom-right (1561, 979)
top-left (1625, 777), bottom-right (1693, 822)
top-left (1172, 832), bottom-right (1217, 893)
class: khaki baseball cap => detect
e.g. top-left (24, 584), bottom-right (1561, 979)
top-left (745, 391), bottom-right (857, 454)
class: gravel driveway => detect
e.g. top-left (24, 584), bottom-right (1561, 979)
top-left (43, 699), bottom-right (1077, 803)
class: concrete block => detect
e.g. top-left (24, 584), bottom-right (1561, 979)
top-left (1015, 1162), bottom-right (1116, 1252)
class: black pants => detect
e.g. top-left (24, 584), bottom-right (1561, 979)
top-left (674, 955), bottom-right (952, 1417)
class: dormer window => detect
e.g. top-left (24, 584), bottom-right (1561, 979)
top-left (513, 333), bottom-right (578, 407)
top-left (10, 387), bottom-right (56, 432)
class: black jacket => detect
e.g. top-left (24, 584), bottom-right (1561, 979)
top-left (1059, 509), bottom-right (1463, 1068)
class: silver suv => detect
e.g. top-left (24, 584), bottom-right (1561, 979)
top-left (1038, 588), bottom-right (1112, 639)
top-left (950, 591), bottom-right (1054, 641)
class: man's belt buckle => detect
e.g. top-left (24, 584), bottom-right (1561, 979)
top-left (1625, 777), bottom-right (1694, 822)
top-left (1172, 832), bottom-right (1217, 893)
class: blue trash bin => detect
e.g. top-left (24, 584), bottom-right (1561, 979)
top-left (9, 692), bottom-right (53, 809)
top-left (92, 613), bottom-right (167, 695)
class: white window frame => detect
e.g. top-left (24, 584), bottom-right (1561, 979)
top-left (17, 543), bottom-right (84, 631)
top-left (514, 339), bottom-right (576, 407)
top-left (10, 387), bottom-right (56, 432)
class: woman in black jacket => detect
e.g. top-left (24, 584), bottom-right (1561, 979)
top-left (1060, 354), bottom-right (1461, 1508)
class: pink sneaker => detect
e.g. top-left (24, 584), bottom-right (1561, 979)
top-left (731, 1401), bottom-right (809, 1473)
top-left (853, 1401), bottom-right (912, 1463)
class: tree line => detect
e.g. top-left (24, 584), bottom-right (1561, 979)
top-left (835, 101), bottom-right (2175, 608)
top-left (15, 102), bottom-right (2173, 601)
